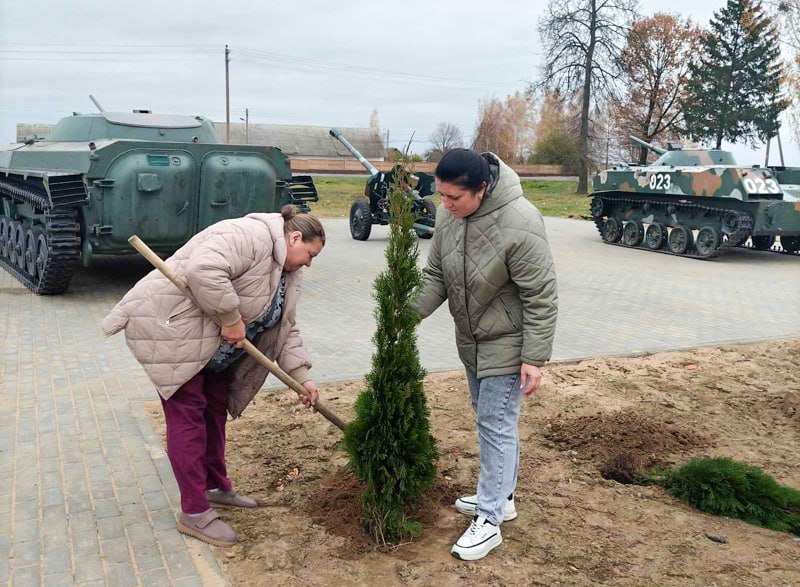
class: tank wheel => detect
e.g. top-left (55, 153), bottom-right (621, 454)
top-left (781, 236), bottom-right (800, 253)
top-left (35, 232), bottom-right (49, 279)
top-left (0, 217), bottom-right (9, 258)
top-left (721, 212), bottom-right (740, 235)
top-left (590, 197), bottom-right (605, 218)
top-left (8, 221), bottom-right (20, 266)
top-left (695, 225), bottom-right (721, 258)
top-left (349, 198), bottom-right (372, 241)
top-left (752, 235), bottom-right (775, 251)
top-left (622, 221), bottom-right (644, 247)
top-left (415, 198), bottom-right (436, 240)
top-left (668, 225), bottom-right (693, 255)
top-left (14, 223), bottom-right (27, 270)
top-left (602, 217), bottom-right (622, 243)
top-left (24, 229), bottom-right (39, 278)
top-left (644, 223), bottom-right (666, 250)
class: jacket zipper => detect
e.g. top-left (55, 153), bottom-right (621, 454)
top-left (165, 307), bottom-right (193, 325)
top-left (462, 219), bottom-right (478, 368)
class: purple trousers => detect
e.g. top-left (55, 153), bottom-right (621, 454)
top-left (160, 369), bottom-right (233, 514)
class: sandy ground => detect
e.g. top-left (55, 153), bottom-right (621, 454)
top-left (146, 339), bottom-right (800, 586)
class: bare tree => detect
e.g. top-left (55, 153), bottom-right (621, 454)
top-left (537, 0), bottom-right (639, 193)
top-left (429, 122), bottom-right (464, 154)
top-left (473, 91), bottom-right (537, 163)
top-left (768, 1), bottom-right (800, 146)
top-left (614, 13), bottom-right (702, 164)
top-left (369, 108), bottom-right (381, 132)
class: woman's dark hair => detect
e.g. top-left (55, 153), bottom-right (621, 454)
top-left (435, 148), bottom-right (490, 191)
top-left (281, 204), bottom-right (326, 244)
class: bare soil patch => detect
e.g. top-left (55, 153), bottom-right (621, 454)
top-left (146, 339), bottom-right (800, 586)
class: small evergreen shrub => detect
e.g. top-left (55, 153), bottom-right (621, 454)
top-left (343, 163), bottom-right (437, 544)
top-left (658, 456), bottom-right (800, 536)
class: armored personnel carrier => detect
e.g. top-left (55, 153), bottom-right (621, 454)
top-left (0, 108), bottom-right (317, 294)
top-left (589, 137), bottom-right (800, 259)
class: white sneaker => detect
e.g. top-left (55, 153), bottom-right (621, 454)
top-left (451, 516), bottom-right (502, 560)
top-left (455, 494), bottom-right (517, 521)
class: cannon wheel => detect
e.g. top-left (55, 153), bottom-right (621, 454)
top-left (415, 198), bottom-right (436, 240)
top-left (349, 199), bottom-right (372, 241)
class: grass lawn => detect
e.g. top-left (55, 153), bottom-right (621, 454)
top-left (309, 177), bottom-right (588, 219)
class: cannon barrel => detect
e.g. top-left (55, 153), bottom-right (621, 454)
top-left (329, 128), bottom-right (380, 176)
top-left (629, 135), bottom-right (666, 155)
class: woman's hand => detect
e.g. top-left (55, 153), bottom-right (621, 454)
top-left (300, 380), bottom-right (318, 410)
top-left (221, 320), bottom-right (246, 348)
top-left (520, 363), bottom-right (542, 396)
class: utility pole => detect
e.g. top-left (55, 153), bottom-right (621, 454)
top-left (225, 45), bottom-right (231, 144)
top-left (777, 127), bottom-right (785, 166)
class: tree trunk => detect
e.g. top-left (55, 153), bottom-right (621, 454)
top-left (577, 1), bottom-right (597, 195)
top-left (638, 146), bottom-right (649, 165)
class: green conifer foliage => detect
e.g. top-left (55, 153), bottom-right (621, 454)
top-left (683, 0), bottom-right (788, 148)
top-left (343, 164), bottom-right (437, 544)
top-left (659, 457), bottom-right (800, 535)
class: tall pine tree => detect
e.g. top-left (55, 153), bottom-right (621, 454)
top-left (683, 0), bottom-right (788, 148)
top-left (343, 165), bottom-right (437, 544)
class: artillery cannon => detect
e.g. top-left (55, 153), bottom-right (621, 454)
top-left (329, 128), bottom-right (436, 240)
top-left (588, 135), bottom-right (800, 259)
top-left (0, 99), bottom-right (318, 294)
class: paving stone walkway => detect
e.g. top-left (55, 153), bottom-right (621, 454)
top-left (1, 217), bottom-right (798, 586)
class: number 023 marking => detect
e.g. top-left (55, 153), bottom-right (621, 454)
top-left (648, 173), bottom-right (671, 190)
top-left (742, 177), bottom-right (781, 194)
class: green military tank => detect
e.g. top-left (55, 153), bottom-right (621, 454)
top-left (0, 104), bottom-right (317, 294)
top-left (589, 136), bottom-right (800, 259)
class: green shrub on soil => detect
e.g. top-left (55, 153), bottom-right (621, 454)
top-left (342, 164), bottom-right (437, 544)
top-left (658, 456), bottom-right (800, 536)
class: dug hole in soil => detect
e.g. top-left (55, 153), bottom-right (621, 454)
top-left (146, 339), bottom-right (800, 586)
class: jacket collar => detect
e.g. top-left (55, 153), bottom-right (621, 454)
top-left (471, 153), bottom-right (523, 218)
top-left (245, 212), bottom-right (287, 268)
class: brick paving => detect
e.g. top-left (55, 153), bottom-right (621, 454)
top-left (1, 216), bottom-right (798, 585)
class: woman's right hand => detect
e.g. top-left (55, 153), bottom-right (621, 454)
top-left (221, 319), bottom-right (246, 348)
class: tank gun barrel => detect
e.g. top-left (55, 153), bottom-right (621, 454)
top-left (89, 94), bottom-right (106, 113)
top-left (629, 135), bottom-right (666, 155)
top-left (329, 128), bottom-right (379, 176)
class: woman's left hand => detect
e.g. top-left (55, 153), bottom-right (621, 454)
top-left (299, 380), bottom-right (318, 410)
top-left (520, 363), bottom-right (542, 396)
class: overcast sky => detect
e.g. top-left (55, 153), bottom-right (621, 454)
top-left (0, 0), bottom-right (793, 165)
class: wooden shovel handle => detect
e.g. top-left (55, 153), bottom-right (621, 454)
top-left (128, 235), bottom-right (347, 431)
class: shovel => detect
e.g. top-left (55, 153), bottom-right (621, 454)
top-left (128, 235), bottom-right (348, 431)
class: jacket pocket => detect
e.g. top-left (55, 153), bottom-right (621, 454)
top-left (165, 302), bottom-right (196, 325)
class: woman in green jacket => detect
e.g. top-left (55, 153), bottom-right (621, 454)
top-left (414, 149), bottom-right (558, 560)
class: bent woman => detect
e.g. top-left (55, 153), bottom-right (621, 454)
top-left (103, 205), bottom-right (324, 547)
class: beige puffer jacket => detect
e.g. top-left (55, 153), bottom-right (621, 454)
top-left (102, 213), bottom-right (312, 416)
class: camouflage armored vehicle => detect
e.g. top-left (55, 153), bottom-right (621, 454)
top-left (0, 108), bottom-right (317, 294)
top-left (328, 128), bottom-right (436, 240)
top-left (590, 137), bottom-right (800, 259)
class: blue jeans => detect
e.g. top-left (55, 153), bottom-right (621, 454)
top-left (466, 369), bottom-right (523, 525)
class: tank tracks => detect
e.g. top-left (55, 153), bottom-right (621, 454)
top-left (591, 195), bottom-right (799, 259)
top-left (0, 177), bottom-right (83, 294)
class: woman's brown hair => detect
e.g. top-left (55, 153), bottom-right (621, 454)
top-left (281, 205), bottom-right (326, 244)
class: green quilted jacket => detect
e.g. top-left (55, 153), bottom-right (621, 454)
top-left (414, 153), bottom-right (558, 377)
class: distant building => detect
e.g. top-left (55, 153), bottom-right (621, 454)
top-left (16, 120), bottom-right (385, 161)
top-left (219, 123), bottom-right (385, 161)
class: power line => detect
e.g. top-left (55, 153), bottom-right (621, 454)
top-left (0, 44), bottom-right (522, 90)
